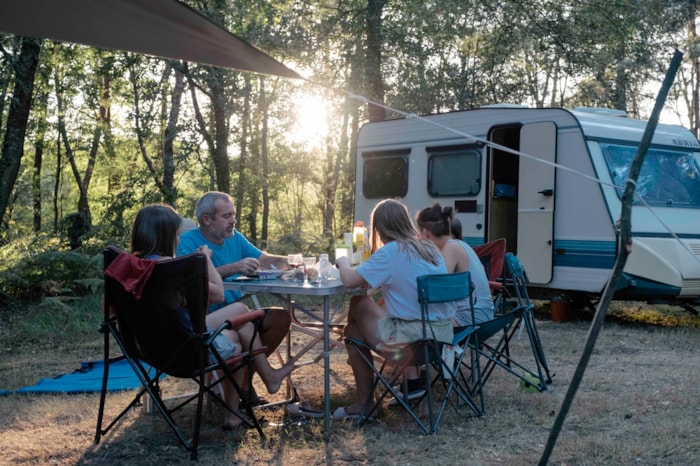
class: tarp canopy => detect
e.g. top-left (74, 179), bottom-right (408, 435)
top-left (0, 0), bottom-right (303, 80)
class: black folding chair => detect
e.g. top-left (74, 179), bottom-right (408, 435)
top-left (345, 271), bottom-right (480, 434)
top-left (95, 247), bottom-right (267, 460)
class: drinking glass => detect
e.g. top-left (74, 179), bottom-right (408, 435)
top-left (287, 254), bottom-right (303, 269)
top-left (302, 257), bottom-right (317, 269)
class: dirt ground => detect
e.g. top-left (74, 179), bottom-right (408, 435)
top-left (1, 309), bottom-right (699, 465)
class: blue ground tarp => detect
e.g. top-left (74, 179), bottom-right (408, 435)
top-left (0, 359), bottom-right (160, 394)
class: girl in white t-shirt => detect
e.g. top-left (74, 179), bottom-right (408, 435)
top-left (333, 199), bottom-right (454, 420)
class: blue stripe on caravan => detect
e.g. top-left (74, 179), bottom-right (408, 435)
top-left (632, 231), bottom-right (700, 240)
top-left (553, 239), bottom-right (616, 269)
top-left (464, 237), bottom-right (483, 247)
top-left (616, 274), bottom-right (681, 298)
top-left (465, 238), bottom-right (617, 269)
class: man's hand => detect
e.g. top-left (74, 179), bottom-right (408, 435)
top-left (196, 245), bottom-right (213, 259)
top-left (235, 257), bottom-right (260, 275)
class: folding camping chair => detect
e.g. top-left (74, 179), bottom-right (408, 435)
top-left (345, 271), bottom-right (480, 434)
top-left (461, 253), bottom-right (553, 416)
top-left (472, 238), bottom-right (509, 314)
top-left (504, 252), bottom-right (552, 384)
top-left (95, 247), bottom-right (267, 460)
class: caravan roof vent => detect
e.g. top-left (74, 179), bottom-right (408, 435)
top-left (573, 107), bottom-right (627, 117)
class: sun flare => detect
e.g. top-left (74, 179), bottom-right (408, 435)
top-left (288, 94), bottom-right (329, 149)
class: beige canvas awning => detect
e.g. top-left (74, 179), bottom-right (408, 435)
top-left (0, 0), bottom-right (302, 79)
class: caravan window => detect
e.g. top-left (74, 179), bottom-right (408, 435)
top-left (361, 150), bottom-right (409, 199)
top-left (601, 143), bottom-right (700, 208)
top-left (427, 147), bottom-right (482, 196)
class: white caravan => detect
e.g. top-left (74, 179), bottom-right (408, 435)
top-left (354, 107), bottom-right (700, 310)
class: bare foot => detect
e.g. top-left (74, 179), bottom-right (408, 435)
top-left (263, 361), bottom-right (296, 394)
top-left (344, 403), bottom-right (365, 415)
top-left (222, 415), bottom-right (244, 432)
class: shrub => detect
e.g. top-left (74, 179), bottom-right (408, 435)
top-left (0, 235), bottom-right (103, 302)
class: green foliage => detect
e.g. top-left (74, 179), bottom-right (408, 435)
top-left (270, 230), bottom-right (334, 257)
top-left (10, 293), bottom-right (103, 347)
top-left (0, 236), bottom-right (103, 302)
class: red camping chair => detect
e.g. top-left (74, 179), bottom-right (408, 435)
top-left (472, 238), bottom-right (508, 314)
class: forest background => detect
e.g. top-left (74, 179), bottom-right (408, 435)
top-left (1, 0), bottom-right (700, 304)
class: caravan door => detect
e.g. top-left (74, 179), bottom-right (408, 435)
top-left (517, 122), bottom-right (556, 283)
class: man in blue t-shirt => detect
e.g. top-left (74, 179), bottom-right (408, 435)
top-left (178, 191), bottom-right (289, 309)
top-left (178, 191), bottom-right (291, 391)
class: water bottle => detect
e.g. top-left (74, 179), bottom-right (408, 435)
top-left (318, 254), bottom-right (333, 283)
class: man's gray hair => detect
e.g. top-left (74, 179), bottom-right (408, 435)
top-left (194, 191), bottom-right (233, 224)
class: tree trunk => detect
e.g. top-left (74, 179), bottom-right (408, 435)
top-left (0, 58), bottom-right (13, 135)
top-left (53, 128), bottom-right (61, 233)
top-left (211, 69), bottom-right (231, 194)
top-left (259, 77), bottom-right (270, 245)
top-left (365, 0), bottom-right (386, 122)
top-left (162, 66), bottom-right (184, 206)
top-left (32, 64), bottom-right (50, 232)
top-left (55, 68), bottom-right (95, 229)
top-left (0, 36), bottom-right (41, 228)
top-left (691, 17), bottom-right (700, 137)
top-left (186, 65), bottom-right (232, 195)
top-left (236, 76), bottom-right (251, 228)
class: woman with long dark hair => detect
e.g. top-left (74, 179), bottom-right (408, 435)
top-left (130, 203), bottom-right (294, 430)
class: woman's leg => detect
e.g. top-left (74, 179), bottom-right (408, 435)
top-left (206, 302), bottom-right (249, 328)
top-left (207, 304), bottom-right (290, 357)
top-left (216, 329), bottom-right (245, 428)
top-left (342, 295), bottom-right (387, 414)
top-left (234, 320), bottom-right (295, 394)
top-left (258, 307), bottom-right (291, 356)
top-left (207, 303), bottom-right (293, 394)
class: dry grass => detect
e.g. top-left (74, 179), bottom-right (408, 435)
top-left (1, 302), bottom-right (700, 465)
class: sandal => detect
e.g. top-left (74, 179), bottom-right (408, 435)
top-left (332, 406), bottom-right (375, 421)
top-left (287, 400), bottom-right (324, 418)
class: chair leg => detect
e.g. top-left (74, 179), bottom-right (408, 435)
top-left (346, 339), bottom-right (432, 434)
top-left (431, 344), bottom-right (481, 431)
top-left (95, 321), bottom-right (112, 445)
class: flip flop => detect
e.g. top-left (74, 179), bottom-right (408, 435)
top-left (240, 394), bottom-right (270, 409)
top-left (286, 400), bottom-right (324, 418)
top-left (332, 406), bottom-right (375, 421)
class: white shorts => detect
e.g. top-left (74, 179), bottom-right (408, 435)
top-left (375, 317), bottom-right (453, 350)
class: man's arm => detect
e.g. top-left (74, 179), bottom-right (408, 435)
top-left (216, 258), bottom-right (261, 278)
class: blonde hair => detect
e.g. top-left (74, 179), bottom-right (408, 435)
top-left (369, 199), bottom-right (442, 265)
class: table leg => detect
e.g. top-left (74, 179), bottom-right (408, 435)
top-left (323, 295), bottom-right (330, 440)
top-left (286, 297), bottom-right (294, 399)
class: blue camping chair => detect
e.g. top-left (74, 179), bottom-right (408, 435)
top-left (345, 271), bottom-right (480, 434)
top-left (459, 253), bottom-right (553, 416)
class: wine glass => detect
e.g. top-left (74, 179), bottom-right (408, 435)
top-left (287, 254), bottom-right (303, 269)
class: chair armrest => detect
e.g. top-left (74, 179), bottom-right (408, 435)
top-left (208, 309), bottom-right (267, 343)
top-left (227, 308), bottom-right (266, 329)
top-left (488, 280), bottom-right (502, 292)
top-left (221, 346), bottom-right (268, 365)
